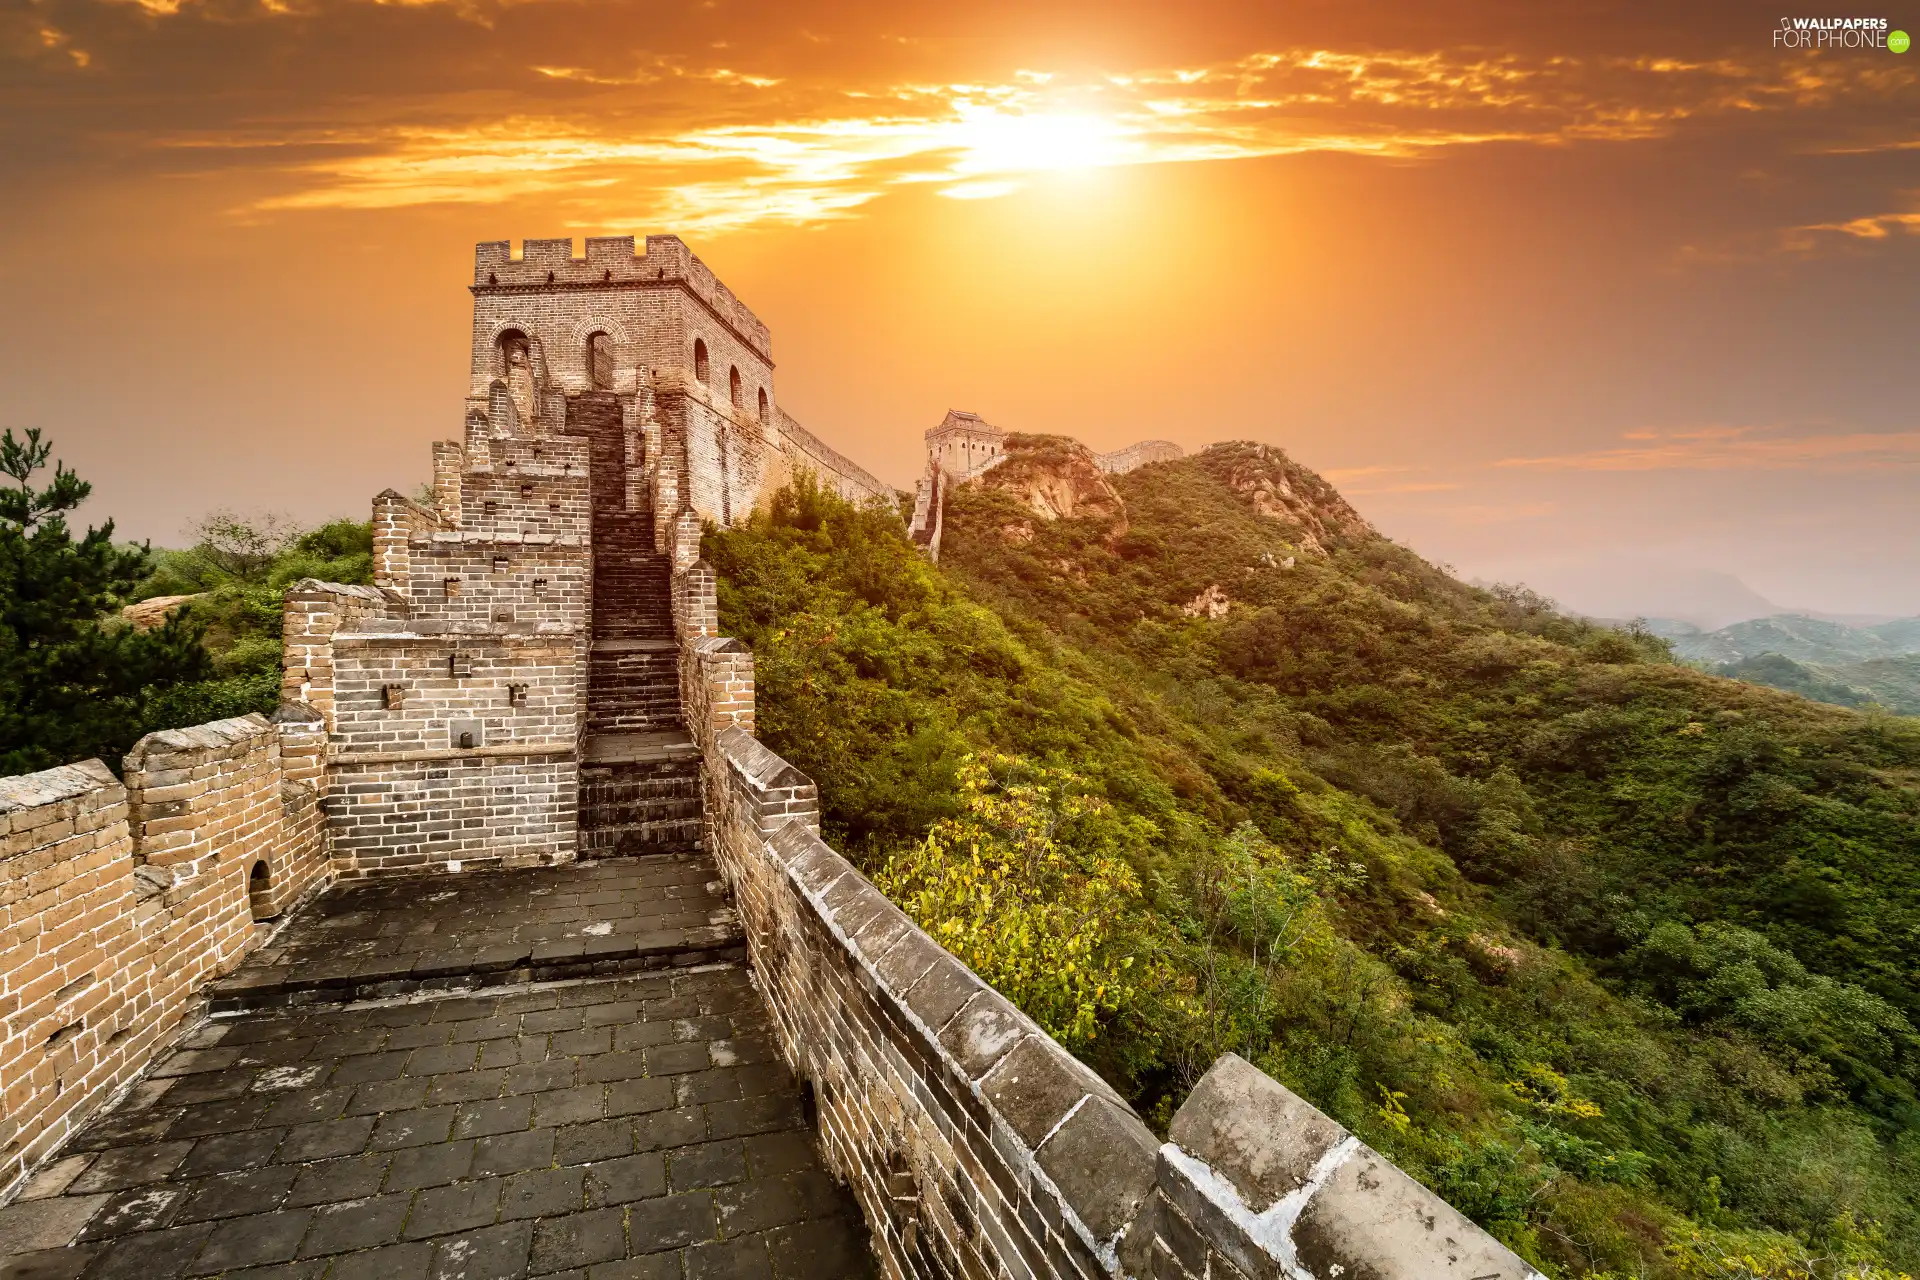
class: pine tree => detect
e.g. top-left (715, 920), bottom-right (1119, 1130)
top-left (0, 428), bottom-right (212, 775)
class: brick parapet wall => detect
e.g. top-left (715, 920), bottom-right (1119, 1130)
top-left (324, 754), bottom-right (576, 877)
top-left (327, 634), bottom-right (580, 757)
top-left (702, 724), bottom-right (1157, 1278)
top-left (672, 562), bottom-right (720, 643)
top-left (1092, 441), bottom-right (1183, 476)
top-left (281, 580), bottom-right (396, 729)
top-left (0, 716), bottom-right (332, 1200)
top-left (777, 409), bottom-right (896, 508)
top-left (399, 542), bottom-right (589, 635)
top-left (1138, 1054), bottom-right (1544, 1280)
top-left (372, 489), bottom-right (448, 590)
top-left (432, 440), bottom-right (465, 524)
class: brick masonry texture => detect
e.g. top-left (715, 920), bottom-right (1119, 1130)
top-left (0, 716), bottom-right (330, 1199)
top-left (3, 232), bottom-right (1542, 1278)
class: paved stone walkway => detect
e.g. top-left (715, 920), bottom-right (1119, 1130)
top-left (0, 864), bottom-right (875, 1280)
top-left (210, 858), bottom-right (744, 1011)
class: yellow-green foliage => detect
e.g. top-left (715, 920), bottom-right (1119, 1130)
top-left (875, 754), bottom-right (1169, 1044)
top-left (1667, 1220), bottom-right (1916, 1280)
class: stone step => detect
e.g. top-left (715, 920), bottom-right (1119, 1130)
top-left (586, 689), bottom-right (681, 705)
top-left (578, 740), bottom-right (703, 858)
top-left (581, 730), bottom-right (699, 766)
top-left (586, 716), bottom-right (687, 736)
top-left (206, 855), bottom-right (742, 1012)
top-left (577, 818), bottom-right (705, 858)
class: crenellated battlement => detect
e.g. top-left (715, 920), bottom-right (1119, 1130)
top-left (472, 234), bottom-right (771, 359)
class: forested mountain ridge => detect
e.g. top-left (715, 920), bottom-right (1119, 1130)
top-left (1651, 615), bottom-right (1920, 716)
top-left (706, 436), bottom-right (1920, 1280)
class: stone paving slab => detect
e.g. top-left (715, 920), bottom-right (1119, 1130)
top-left (211, 858), bottom-right (743, 1011)
top-left (0, 968), bottom-right (875, 1279)
top-left (581, 735), bottom-right (700, 768)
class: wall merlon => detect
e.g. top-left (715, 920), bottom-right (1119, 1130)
top-left (470, 233), bottom-right (772, 359)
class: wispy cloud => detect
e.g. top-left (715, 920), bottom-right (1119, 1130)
top-left (1494, 426), bottom-right (1920, 472)
top-left (1799, 208), bottom-right (1920, 239)
top-left (202, 46), bottom-right (1909, 230)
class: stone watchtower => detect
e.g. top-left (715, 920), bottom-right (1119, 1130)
top-left (923, 409), bottom-right (1006, 479)
top-left (283, 235), bottom-right (894, 875)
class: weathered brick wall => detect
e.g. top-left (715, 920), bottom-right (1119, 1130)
top-left (317, 410), bottom-right (591, 873)
top-left (399, 541), bottom-right (589, 633)
top-left (329, 634), bottom-right (580, 754)
top-left (1093, 441), bottom-right (1183, 475)
top-left (1137, 1054), bottom-right (1545, 1280)
top-left (265, 710), bottom-right (331, 919)
top-left (325, 753), bottom-right (576, 876)
top-left (679, 632), bottom-right (752, 738)
top-left (671, 561), bottom-right (720, 643)
top-left (693, 722), bottom-right (1160, 1277)
top-left (778, 409), bottom-right (897, 507)
top-left (0, 715), bottom-right (331, 1199)
top-left (281, 580), bottom-right (394, 728)
top-left (0, 761), bottom-right (135, 1195)
top-left (652, 374), bottom-right (782, 528)
top-left (455, 472), bottom-right (591, 540)
top-left (372, 489), bottom-right (447, 590)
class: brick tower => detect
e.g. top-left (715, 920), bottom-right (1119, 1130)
top-left (281, 235), bottom-right (896, 874)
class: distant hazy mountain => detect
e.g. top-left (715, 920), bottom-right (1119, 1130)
top-left (1470, 556), bottom-right (1784, 630)
top-left (1652, 613), bottom-right (1920, 714)
top-left (1656, 614), bottom-right (1920, 664)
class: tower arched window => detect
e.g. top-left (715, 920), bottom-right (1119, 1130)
top-left (587, 332), bottom-right (614, 390)
top-left (729, 366), bottom-right (742, 409)
top-left (247, 860), bottom-right (274, 921)
top-left (693, 338), bottom-right (710, 384)
top-left (496, 329), bottom-right (531, 378)
top-left (757, 387), bottom-right (769, 425)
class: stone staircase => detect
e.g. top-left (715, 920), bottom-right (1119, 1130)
top-left (570, 394), bottom-right (704, 858)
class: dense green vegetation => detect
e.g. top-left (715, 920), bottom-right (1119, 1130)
top-left (2, 428), bottom-right (209, 775)
top-left (131, 509), bottom-right (374, 734)
top-left (706, 445), bottom-right (1920, 1280)
top-left (0, 428), bottom-right (371, 774)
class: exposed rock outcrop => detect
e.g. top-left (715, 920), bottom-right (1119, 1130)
top-left (121, 593), bottom-right (203, 630)
top-left (1196, 441), bottom-right (1376, 555)
top-left (975, 434), bottom-right (1128, 533)
top-left (1184, 584), bottom-right (1232, 619)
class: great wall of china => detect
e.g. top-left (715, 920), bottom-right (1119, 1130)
top-left (0, 234), bottom-right (1542, 1279)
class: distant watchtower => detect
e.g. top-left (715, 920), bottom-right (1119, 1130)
top-left (924, 409), bottom-right (1006, 480)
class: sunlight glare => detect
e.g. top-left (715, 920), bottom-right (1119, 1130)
top-left (948, 108), bottom-right (1131, 176)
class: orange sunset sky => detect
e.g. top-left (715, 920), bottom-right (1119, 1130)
top-left (2, 0), bottom-right (1917, 618)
